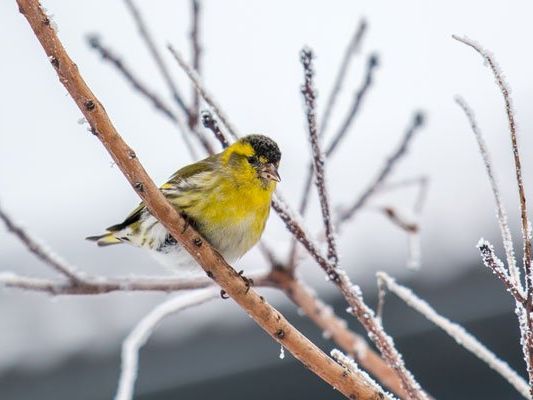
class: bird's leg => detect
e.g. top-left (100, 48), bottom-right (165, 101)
top-left (238, 270), bottom-right (254, 293)
top-left (220, 290), bottom-right (230, 299)
top-left (180, 211), bottom-right (196, 233)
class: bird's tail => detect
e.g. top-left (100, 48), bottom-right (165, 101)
top-left (86, 232), bottom-right (122, 247)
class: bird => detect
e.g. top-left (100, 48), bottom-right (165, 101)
top-left (86, 134), bottom-right (281, 271)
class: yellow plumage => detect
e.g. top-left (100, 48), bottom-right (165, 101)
top-left (87, 135), bottom-right (281, 270)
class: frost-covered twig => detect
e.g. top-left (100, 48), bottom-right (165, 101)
top-left (189, 0), bottom-right (202, 129)
top-left (0, 205), bottom-right (84, 283)
top-left (455, 96), bottom-right (521, 292)
top-left (298, 53), bottom-right (379, 217)
top-left (17, 4), bottom-right (389, 397)
top-left (115, 288), bottom-right (219, 400)
top-left (338, 112), bottom-right (425, 223)
top-left (300, 48), bottom-right (338, 265)
top-left (320, 18), bottom-right (367, 138)
top-left (477, 240), bottom-right (526, 305)
top-left (123, 0), bottom-right (188, 114)
top-left (167, 44), bottom-right (240, 140)
top-left (452, 35), bottom-right (531, 303)
top-left (331, 349), bottom-right (397, 400)
top-left (87, 35), bottom-right (199, 159)
top-left (377, 271), bottom-right (530, 399)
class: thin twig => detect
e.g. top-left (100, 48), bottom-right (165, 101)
top-left (201, 110), bottom-right (230, 149)
top-left (115, 288), bottom-right (219, 400)
top-left (16, 4), bottom-right (389, 398)
top-left (123, 0), bottom-right (189, 114)
top-left (167, 44), bottom-right (240, 140)
top-left (300, 48), bottom-right (338, 265)
top-left (477, 239), bottom-right (526, 305)
top-left (87, 35), bottom-right (198, 159)
top-left (320, 18), bottom-right (367, 138)
top-left (189, 0), bottom-right (202, 129)
top-left (0, 204), bottom-right (84, 282)
top-left (455, 95), bottom-right (522, 295)
top-left (378, 271), bottom-right (530, 399)
top-left (338, 112), bottom-right (425, 223)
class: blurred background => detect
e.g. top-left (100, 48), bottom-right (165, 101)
top-left (1, 0), bottom-right (533, 399)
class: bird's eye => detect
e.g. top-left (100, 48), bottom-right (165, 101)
top-left (248, 156), bottom-right (258, 165)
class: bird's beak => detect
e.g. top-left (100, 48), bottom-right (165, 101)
top-left (260, 163), bottom-right (281, 182)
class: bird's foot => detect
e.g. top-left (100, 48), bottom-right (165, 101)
top-left (220, 290), bottom-right (230, 299)
top-left (238, 270), bottom-right (254, 293)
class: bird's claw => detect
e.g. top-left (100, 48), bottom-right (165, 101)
top-left (238, 270), bottom-right (254, 293)
top-left (220, 289), bottom-right (229, 299)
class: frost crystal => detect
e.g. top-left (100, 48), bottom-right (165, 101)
top-left (279, 345), bottom-right (285, 360)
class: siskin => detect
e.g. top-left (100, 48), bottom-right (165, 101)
top-left (87, 135), bottom-right (281, 270)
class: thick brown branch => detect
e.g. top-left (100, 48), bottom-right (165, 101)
top-left (16, 2), bottom-right (388, 398)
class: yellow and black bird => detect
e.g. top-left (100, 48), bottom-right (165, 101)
top-left (87, 135), bottom-right (281, 270)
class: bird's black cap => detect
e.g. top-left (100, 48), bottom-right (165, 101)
top-left (243, 134), bottom-right (281, 164)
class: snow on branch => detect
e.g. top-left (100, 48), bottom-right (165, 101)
top-left (455, 95), bottom-right (521, 292)
top-left (377, 271), bottom-right (530, 399)
top-left (300, 47), bottom-right (339, 266)
top-left (115, 288), bottom-right (219, 400)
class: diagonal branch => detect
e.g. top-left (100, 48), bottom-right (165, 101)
top-left (87, 35), bottom-right (199, 159)
top-left (16, 2), bottom-right (389, 398)
top-left (188, 0), bottom-right (202, 129)
top-left (0, 204), bottom-right (84, 283)
top-left (377, 271), bottom-right (529, 399)
top-left (123, 0), bottom-right (189, 114)
top-left (320, 18), bottom-right (367, 138)
top-left (167, 45), bottom-right (240, 140)
top-left (338, 112), bottom-right (425, 223)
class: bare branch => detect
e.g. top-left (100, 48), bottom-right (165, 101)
top-left (115, 288), bottom-right (219, 400)
top-left (477, 239), bottom-right (526, 305)
top-left (16, 3), bottom-right (388, 398)
top-left (320, 18), bottom-right (367, 138)
top-left (338, 112), bottom-right (425, 223)
top-left (377, 271), bottom-right (530, 399)
top-left (0, 204), bottom-right (84, 282)
top-left (300, 48), bottom-right (338, 265)
top-left (167, 44), bottom-right (240, 140)
top-left (87, 35), bottom-right (199, 159)
top-left (455, 95), bottom-right (522, 295)
top-left (452, 35), bottom-right (532, 305)
top-left (123, 0), bottom-right (189, 114)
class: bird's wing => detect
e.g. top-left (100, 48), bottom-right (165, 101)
top-left (106, 155), bottom-right (219, 232)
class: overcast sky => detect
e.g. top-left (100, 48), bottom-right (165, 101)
top-left (1, 0), bottom-right (533, 373)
